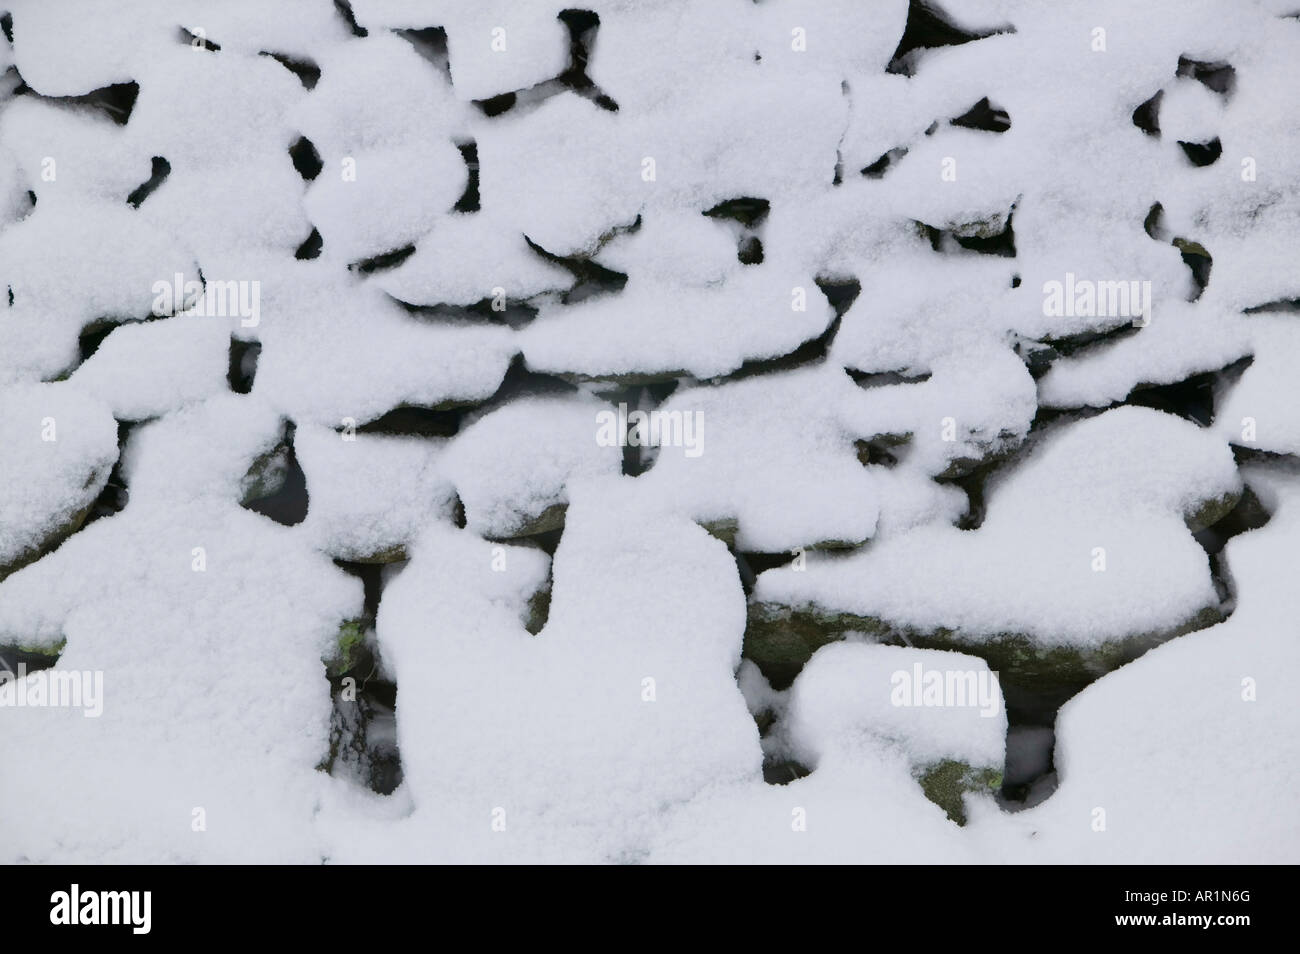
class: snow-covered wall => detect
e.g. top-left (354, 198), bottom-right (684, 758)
top-left (0, 0), bottom-right (1297, 863)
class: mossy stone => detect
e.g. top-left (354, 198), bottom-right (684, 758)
top-left (700, 518), bottom-right (739, 548)
top-left (0, 489), bottom-right (104, 582)
top-left (916, 759), bottom-right (1002, 825)
top-left (1184, 490), bottom-right (1241, 533)
top-left (239, 441), bottom-right (289, 505)
top-left (353, 544), bottom-right (408, 564)
top-left (324, 619), bottom-right (367, 677)
top-left (524, 585), bottom-right (551, 636)
top-left (489, 502), bottom-right (567, 542)
top-left (0, 636), bottom-right (67, 657)
top-left (744, 600), bottom-right (1225, 710)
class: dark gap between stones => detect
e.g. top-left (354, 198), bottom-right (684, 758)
top-left (477, 353), bottom-right (578, 412)
top-left (16, 80), bottom-right (140, 126)
top-left (557, 8), bottom-right (618, 112)
top-left (295, 227), bottom-right (323, 260)
top-left (126, 156), bottom-right (170, 208)
top-left (703, 197), bottom-right (770, 228)
top-left (523, 235), bottom-right (627, 303)
top-left (1178, 137), bottom-right (1222, 167)
top-left (453, 140), bottom-right (480, 212)
top-left (349, 244), bottom-right (417, 275)
top-left (862, 146), bottom-right (908, 178)
top-left (1243, 298), bottom-right (1300, 315)
top-left (617, 384), bottom-right (647, 477)
top-left (474, 91), bottom-right (516, 117)
top-left (260, 52), bottom-right (321, 90)
top-left (1176, 55), bottom-right (1235, 96)
top-left (847, 368), bottom-right (932, 389)
top-left (1143, 201), bottom-right (1167, 240)
top-left (240, 421), bottom-right (309, 526)
top-left (391, 295), bottom-right (538, 330)
top-left (1132, 89), bottom-right (1162, 137)
top-left (1121, 356), bottom-right (1252, 429)
top-left (704, 197), bottom-right (769, 265)
top-left (887, 0), bottom-right (1008, 76)
top-left (82, 419), bottom-right (135, 527)
top-left (855, 434), bottom-right (910, 468)
top-left (470, 10), bottom-right (618, 118)
top-left (354, 404), bottom-right (462, 438)
top-left (227, 337), bottom-right (261, 394)
top-left (737, 236), bottom-right (763, 265)
top-left (735, 551), bottom-right (797, 597)
top-left (333, 0), bottom-right (368, 38)
top-left (950, 96), bottom-right (1010, 132)
top-left (394, 26), bottom-right (450, 80)
top-left (78, 323), bottom-right (117, 363)
top-left (289, 135), bottom-right (323, 181)
top-left (177, 26), bottom-right (220, 51)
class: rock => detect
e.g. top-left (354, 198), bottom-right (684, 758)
top-left (916, 760), bottom-right (1002, 825)
top-left (323, 618), bottom-right (367, 678)
top-left (699, 517), bottom-right (739, 548)
top-left (745, 599), bottom-right (1224, 719)
top-left (238, 440), bottom-right (290, 506)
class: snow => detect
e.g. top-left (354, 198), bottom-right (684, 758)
top-left (246, 263), bottom-right (517, 427)
top-left (68, 317), bottom-right (229, 422)
top-left (7, 0), bottom-right (157, 96)
top-left (786, 642), bottom-right (1006, 771)
top-left (0, 387), bottom-right (362, 861)
top-left (376, 212), bottom-right (571, 306)
top-left (0, 201), bottom-right (200, 384)
top-left (0, 96), bottom-right (142, 205)
top-left (754, 407), bottom-right (1240, 647)
top-left (0, 503), bottom-right (361, 863)
top-left (978, 465), bottom-right (1300, 863)
top-left (1213, 319), bottom-right (1300, 455)
top-left (302, 143), bottom-right (465, 264)
top-left (316, 479), bottom-right (760, 862)
top-left (439, 395), bottom-right (621, 538)
top-left (294, 424), bottom-right (454, 561)
top-left (1, 0), bottom-right (1297, 865)
top-left (639, 365), bottom-right (882, 552)
top-left (438, 5), bottom-right (569, 104)
top-left (1037, 299), bottom-right (1251, 409)
top-left (518, 266), bottom-right (838, 382)
top-left (0, 383), bottom-right (119, 573)
top-left (118, 392), bottom-right (285, 506)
